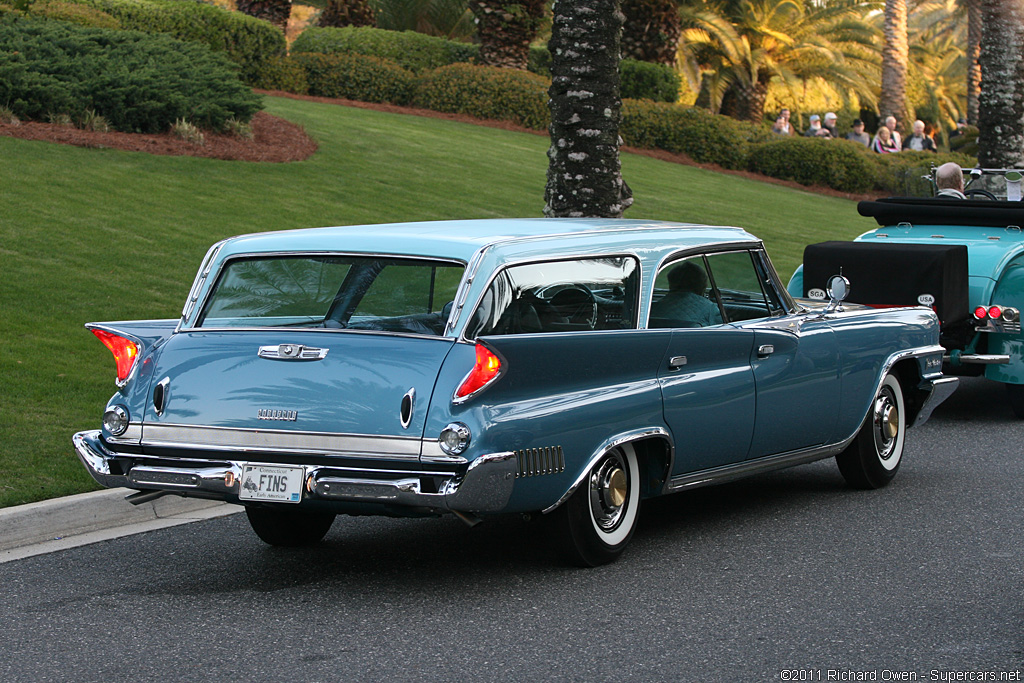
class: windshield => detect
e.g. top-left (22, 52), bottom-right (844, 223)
top-left (197, 255), bottom-right (465, 336)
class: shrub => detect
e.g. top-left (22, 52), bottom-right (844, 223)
top-left (171, 118), bottom-right (204, 145)
top-left (621, 100), bottom-right (768, 169)
top-left (412, 63), bottom-right (550, 130)
top-left (869, 151), bottom-right (978, 196)
top-left (29, 0), bottom-right (120, 28)
top-left (747, 136), bottom-right (878, 193)
top-left (950, 125), bottom-right (979, 158)
top-left (70, 0), bottom-right (286, 84)
top-left (620, 59), bottom-right (680, 103)
top-left (292, 26), bottom-right (477, 73)
top-left (292, 52), bottom-right (414, 104)
top-left (0, 104), bottom-right (20, 124)
top-left (79, 107), bottom-right (109, 131)
top-left (0, 14), bottom-right (262, 132)
top-left (250, 55), bottom-right (309, 95)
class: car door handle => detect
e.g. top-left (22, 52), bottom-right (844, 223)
top-left (668, 355), bottom-right (687, 370)
top-left (757, 344), bottom-right (774, 358)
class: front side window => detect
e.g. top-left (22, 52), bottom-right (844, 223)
top-left (467, 256), bottom-right (640, 337)
top-left (704, 250), bottom-right (783, 322)
top-left (197, 256), bottom-right (464, 336)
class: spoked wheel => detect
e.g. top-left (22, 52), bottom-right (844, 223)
top-left (836, 374), bottom-right (906, 489)
top-left (553, 443), bottom-right (641, 567)
top-left (245, 506), bottom-right (336, 547)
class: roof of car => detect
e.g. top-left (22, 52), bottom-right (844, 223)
top-left (217, 218), bottom-right (760, 263)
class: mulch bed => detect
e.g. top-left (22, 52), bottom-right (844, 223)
top-left (0, 110), bottom-right (317, 163)
top-left (0, 91), bottom-right (881, 200)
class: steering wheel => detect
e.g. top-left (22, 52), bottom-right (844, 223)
top-left (965, 188), bottom-right (998, 200)
top-left (550, 286), bottom-right (597, 329)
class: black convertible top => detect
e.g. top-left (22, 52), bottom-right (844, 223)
top-left (858, 197), bottom-right (1024, 227)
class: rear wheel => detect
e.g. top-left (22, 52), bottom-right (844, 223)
top-left (836, 373), bottom-right (905, 489)
top-left (1005, 384), bottom-right (1024, 418)
top-left (245, 506), bottom-right (336, 547)
top-left (553, 443), bottom-right (641, 567)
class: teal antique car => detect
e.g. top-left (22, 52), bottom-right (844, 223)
top-left (788, 169), bottom-right (1024, 417)
top-left (75, 219), bottom-right (955, 566)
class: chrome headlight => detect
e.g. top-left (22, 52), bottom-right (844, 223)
top-left (103, 405), bottom-right (129, 436)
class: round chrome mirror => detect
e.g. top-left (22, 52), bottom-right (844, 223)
top-left (826, 274), bottom-right (850, 303)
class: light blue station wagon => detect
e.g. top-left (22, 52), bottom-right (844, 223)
top-left (74, 218), bottom-right (956, 565)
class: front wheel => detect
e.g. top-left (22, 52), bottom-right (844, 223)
top-left (836, 373), bottom-right (906, 489)
top-left (552, 443), bottom-right (641, 567)
top-left (245, 506), bottom-right (336, 547)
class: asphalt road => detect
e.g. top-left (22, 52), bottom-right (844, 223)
top-left (1, 377), bottom-right (1022, 682)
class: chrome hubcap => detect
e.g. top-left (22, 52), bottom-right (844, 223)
top-left (589, 451), bottom-right (629, 532)
top-left (873, 387), bottom-right (900, 460)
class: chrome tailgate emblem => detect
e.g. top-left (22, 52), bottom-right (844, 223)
top-left (258, 344), bottom-right (328, 361)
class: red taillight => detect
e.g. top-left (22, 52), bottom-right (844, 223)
top-left (91, 329), bottom-right (139, 384)
top-left (455, 344), bottom-right (502, 400)
top-left (974, 306), bottom-right (989, 320)
top-left (989, 305), bottom-right (1003, 320)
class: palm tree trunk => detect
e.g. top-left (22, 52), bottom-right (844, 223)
top-left (469, 1), bottom-right (546, 69)
top-left (545, 0), bottom-right (633, 218)
top-left (236, 0), bottom-right (292, 31)
top-left (978, 0), bottom-right (1024, 167)
top-left (621, 0), bottom-right (682, 66)
top-left (879, 0), bottom-right (910, 125)
top-left (967, 0), bottom-right (982, 124)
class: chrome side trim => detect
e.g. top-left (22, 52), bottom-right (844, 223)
top-left (105, 422), bottom-right (143, 445)
top-left (667, 439), bottom-right (855, 492)
top-left (421, 438), bottom-right (469, 465)
top-left (543, 427), bottom-right (674, 514)
top-left (140, 423), bottom-right (424, 461)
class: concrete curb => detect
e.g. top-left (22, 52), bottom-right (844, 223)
top-left (0, 488), bottom-right (237, 559)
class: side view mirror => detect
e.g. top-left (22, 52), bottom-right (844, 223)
top-left (825, 274), bottom-right (849, 313)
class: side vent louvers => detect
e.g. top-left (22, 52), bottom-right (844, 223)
top-left (515, 446), bottom-right (565, 478)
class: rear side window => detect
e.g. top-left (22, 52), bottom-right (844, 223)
top-left (198, 256), bottom-right (464, 336)
top-left (467, 256), bottom-right (640, 337)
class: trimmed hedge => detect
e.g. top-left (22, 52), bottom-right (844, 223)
top-left (28, 1), bottom-right (120, 28)
top-left (747, 137), bottom-right (877, 193)
top-left (412, 63), bottom-right (549, 130)
top-left (621, 99), bottom-right (768, 169)
top-left (292, 52), bottom-right (414, 104)
top-left (869, 150), bottom-right (978, 196)
top-left (620, 59), bottom-right (681, 103)
top-left (250, 55), bottom-right (309, 95)
top-left (70, 0), bottom-right (286, 84)
top-left (292, 26), bottom-right (476, 74)
top-left (0, 14), bottom-right (261, 132)
top-left (294, 26), bottom-right (680, 103)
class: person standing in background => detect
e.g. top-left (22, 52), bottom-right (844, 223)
top-left (846, 119), bottom-right (870, 146)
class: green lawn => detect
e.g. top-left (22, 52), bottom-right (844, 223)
top-left (0, 95), bottom-right (870, 508)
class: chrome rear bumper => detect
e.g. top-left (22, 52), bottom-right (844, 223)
top-left (72, 430), bottom-right (517, 514)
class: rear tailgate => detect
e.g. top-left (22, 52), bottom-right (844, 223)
top-left (140, 330), bottom-right (455, 461)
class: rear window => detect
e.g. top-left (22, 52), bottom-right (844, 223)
top-left (197, 255), bottom-right (464, 336)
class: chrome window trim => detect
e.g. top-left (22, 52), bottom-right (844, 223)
top-left (140, 423), bottom-right (437, 462)
top-left (183, 251), bottom-right (468, 334)
top-left (458, 251), bottom-right (644, 343)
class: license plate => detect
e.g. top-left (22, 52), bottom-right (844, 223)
top-left (238, 464), bottom-right (304, 503)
